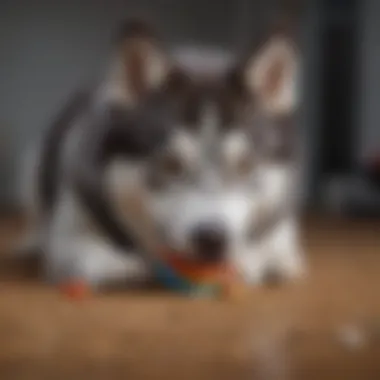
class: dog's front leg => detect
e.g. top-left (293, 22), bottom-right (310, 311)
top-left (231, 244), bottom-right (268, 285)
top-left (231, 219), bottom-right (306, 286)
top-left (44, 234), bottom-right (151, 289)
top-left (263, 217), bottom-right (306, 283)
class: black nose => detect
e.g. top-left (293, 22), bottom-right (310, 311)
top-left (191, 223), bottom-right (227, 262)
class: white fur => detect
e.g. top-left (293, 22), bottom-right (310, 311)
top-left (43, 186), bottom-right (149, 287)
top-left (49, 142), bottom-right (153, 286)
top-left (142, 44), bottom-right (168, 90)
top-left (97, 58), bottom-right (134, 107)
top-left (235, 163), bottom-right (305, 284)
top-left (245, 37), bottom-right (299, 116)
top-left (98, 44), bottom-right (168, 107)
top-left (259, 163), bottom-right (294, 210)
top-left (169, 130), bottom-right (199, 164)
top-left (235, 217), bottom-right (305, 284)
top-left (222, 131), bottom-right (251, 167)
top-left (149, 188), bottom-right (258, 257)
top-left (146, 107), bottom-right (263, 258)
top-left (106, 159), bottom-right (146, 199)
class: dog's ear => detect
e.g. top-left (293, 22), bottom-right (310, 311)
top-left (113, 18), bottom-right (169, 102)
top-left (240, 24), bottom-right (300, 117)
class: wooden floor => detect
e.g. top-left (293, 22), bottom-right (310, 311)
top-left (0, 216), bottom-right (380, 379)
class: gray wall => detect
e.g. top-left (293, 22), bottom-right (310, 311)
top-left (357, 0), bottom-right (380, 162)
top-left (0, 0), bottom-right (311, 206)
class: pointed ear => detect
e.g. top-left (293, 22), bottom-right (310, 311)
top-left (242, 33), bottom-right (300, 116)
top-left (112, 19), bottom-right (169, 103)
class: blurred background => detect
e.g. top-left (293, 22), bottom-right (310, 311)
top-left (0, 0), bottom-right (379, 219)
top-left (1, 2), bottom-right (380, 379)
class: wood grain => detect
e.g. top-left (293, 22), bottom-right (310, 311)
top-left (0, 216), bottom-right (380, 379)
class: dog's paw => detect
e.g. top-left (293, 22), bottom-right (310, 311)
top-left (233, 246), bottom-right (307, 288)
top-left (232, 252), bottom-right (266, 286)
top-left (266, 249), bottom-right (307, 285)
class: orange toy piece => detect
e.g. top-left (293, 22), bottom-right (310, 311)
top-left (166, 255), bottom-right (227, 281)
top-left (59, 279), bottom-right (91, 300)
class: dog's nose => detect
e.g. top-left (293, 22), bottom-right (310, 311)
top-left (191, 223), bottom-right (227, 262)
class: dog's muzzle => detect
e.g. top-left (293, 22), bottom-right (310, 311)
top-left (190, 221), bottom-right (228, 263)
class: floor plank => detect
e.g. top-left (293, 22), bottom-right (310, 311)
top-left (0, 217), bottom-right (379, 379)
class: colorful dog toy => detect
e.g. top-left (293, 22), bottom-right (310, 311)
top-left (58, 254), bottom-right (243, 300)
top-left (153, 249), bottom-right (237, 298)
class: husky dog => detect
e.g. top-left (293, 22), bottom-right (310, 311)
top-left (18, 19), bottom-right (305, 288)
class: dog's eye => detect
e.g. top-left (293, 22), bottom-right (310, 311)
top-left (236, 154), bottom-right (254, 177)
top-left (147, 153), bottom-right (189, 190)
top-left (159, 154), bottom-right (185, 177)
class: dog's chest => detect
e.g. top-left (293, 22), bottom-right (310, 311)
top-left (259, 163), bottom-right (294, 208)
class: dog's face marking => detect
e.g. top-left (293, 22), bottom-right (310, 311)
top-left (139, 77), bottom-right (265, 261)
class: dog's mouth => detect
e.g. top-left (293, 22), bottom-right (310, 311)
top-left (159, 248), bottom-right (232, 280)
top-left (159, 245), bottom-right (229, 267)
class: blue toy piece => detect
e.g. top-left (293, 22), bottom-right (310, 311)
top-left (152, 258), bottom-right (221, 296)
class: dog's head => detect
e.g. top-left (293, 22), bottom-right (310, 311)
top-left (110, 19), bottom-right (300, 263)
